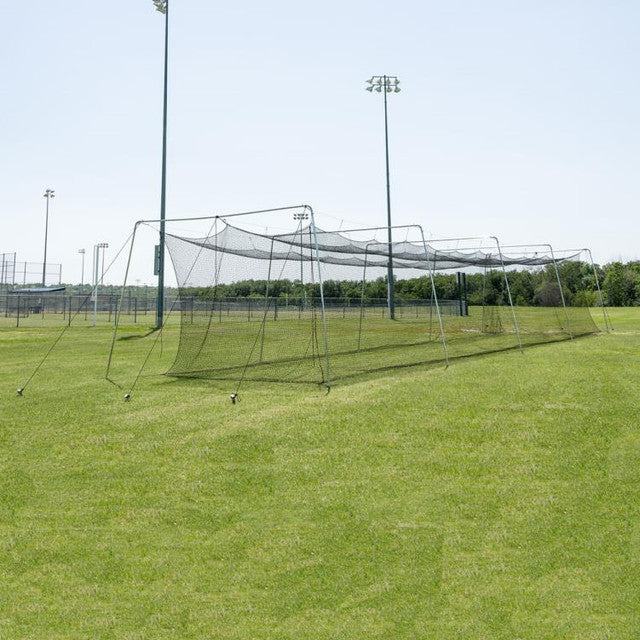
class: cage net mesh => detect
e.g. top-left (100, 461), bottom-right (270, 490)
top-left (160, 215), bottom-right (599, 387)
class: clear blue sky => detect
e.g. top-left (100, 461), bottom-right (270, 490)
top-left (1, 0), bottom-right (638, 284)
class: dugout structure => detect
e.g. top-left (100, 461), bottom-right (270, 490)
top-left (109, 205), bottom-right (601, 393)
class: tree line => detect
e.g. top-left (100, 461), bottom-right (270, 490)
top-left (178, 260), bottom-right (640, 307)
top-left (55, 260), bottom-right (640, 307)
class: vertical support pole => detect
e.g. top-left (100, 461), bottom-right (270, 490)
top-left (492, 236), bottom-right (522, 351)
top-left (299, 221), bottom-right (304, 319)
top-left (42, 192), bottom-right (51, 286)
top-left (93, 245), bottom-right (99, 327)
top-left (156, 0), bottom-right (169, 330)
top-left (463, 272), bottom-right (468, 316)
top-left (457, 272), bottom-right (464, 317)
top-left (481, 263), bottom-right (488, 332)
top-left (383, 76), bottom-right (395, 320)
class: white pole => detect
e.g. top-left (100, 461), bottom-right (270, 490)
top-left (93, 245), bottom-right (99, 327)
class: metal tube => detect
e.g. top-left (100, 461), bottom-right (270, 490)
top-left (492, 236), bottom-right (522, 351)
top-left (419, 232), bottom-right (449, 366)
top-left (156, 0), bottom-right (169, 329)
top-left (93, 245), bottom-right (99, 327)
top-left (259, 238), bottom-right (275, 362)
top-left (548, 244), bottom-right (573, 339)
top-left (383, 76), bottom-right (395, 320)
top-left (584, 248), bottom-right (611, 332)
top-left (308, 206), bottom-right (331, 388)
top-left (106, 225), bottom-right (139, 379)
top-left (42, 192), bottom-right (51, 286)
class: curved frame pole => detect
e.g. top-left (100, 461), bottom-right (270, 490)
top-left (106, 222), bottom-right (140, 379)
top-left (547, 244), bottom-right (573, 339)
top-left (136, 204), bottom-right (312, 227)
top-left (418, 228), bottom-right (449, 367)
top-left (259, 238), bottom-right (275, 362)
top-left (307, 206), bottom-right (332, 388)
top-left (584, 248), bottom-right (611, 332)
top-left (491, 236), bottom-right (523, 351)
top-left (357, 243), bottom-right (370, 351)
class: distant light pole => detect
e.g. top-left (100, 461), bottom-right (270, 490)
top-left (293, 211), bottom-right (309, 307)
top-left (100, 243), bottom-right (109, 284)
top-left (92, 242), bottom-right (109, 327)
top-left (78, 249), bottom-right (86, 285)
top-left (42, 189), bottom-right (55, 286)
top-left (366, 75), bottom-right (401, 319)
top-left (153, 0), bottom-right (169, 329)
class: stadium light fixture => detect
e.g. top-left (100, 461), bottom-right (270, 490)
top-left (365, 75), bottom-right (401, 320)
top-left (42, 189), bottom-right (55, 286)
top-left (153, 0), bottom-right (169, 330)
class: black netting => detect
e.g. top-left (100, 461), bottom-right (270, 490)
top-left (160, 218), bottom-right (599, 387)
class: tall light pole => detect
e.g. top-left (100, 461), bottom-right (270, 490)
top-left (78, 249), bottom-right (86, 286)
top-left (153, 0), bottom-right (169, 329)
top-left (42, 189), bottom-right (55, 286)
top-left (366, 75), bottom-right (400, 319)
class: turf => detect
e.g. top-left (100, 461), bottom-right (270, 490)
top-left (0, 308), bottom-right (639, 638)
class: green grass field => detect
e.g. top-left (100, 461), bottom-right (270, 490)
top-left (1, 308), bottom-right (639, 638)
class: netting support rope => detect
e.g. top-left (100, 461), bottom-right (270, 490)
top-left (18, 230), bottom-right (135, 395)
top-left (114, 217), bottom-right (219, 398)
